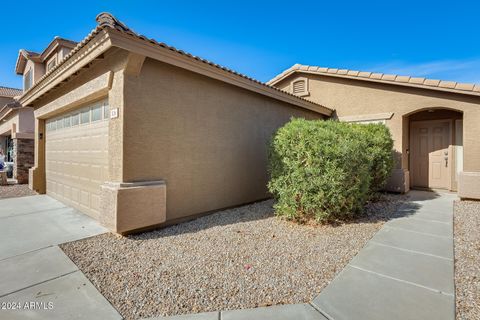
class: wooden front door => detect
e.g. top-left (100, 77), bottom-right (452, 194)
top-left (410, 120), bottom-right (452, 189)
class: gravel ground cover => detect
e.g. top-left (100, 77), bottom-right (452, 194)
top-left (454, 200), bottom-right (480, 320)
top-left (62, 194), bottom-right (407, 320)
top-left (0, 184), bottom-right (37, 199)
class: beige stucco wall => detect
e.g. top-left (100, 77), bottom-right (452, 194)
top-left (29, 47), bottom-right (324, 233)
top-left (122, 58), bottom-right (323, 223)
top-left (0, 113), bottom-right (19, 136)
top-left (29, 48), bottom-right (131, 199)
top-left (275, 74), bottom-right (480, 197)
top-left (24, 60), bottom-right (45, 89)
top-left (0, 108), bottom-right (34, 136)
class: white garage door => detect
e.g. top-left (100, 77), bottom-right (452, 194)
top-left (45, 99), bottom-right (109, 219)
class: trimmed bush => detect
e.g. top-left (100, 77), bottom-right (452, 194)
top-left (268, 119), bottom-right (371, 222)
top-left (353, 123), bottom-right (394, 195)
top-left (267, 118), bottom-right (393, 222)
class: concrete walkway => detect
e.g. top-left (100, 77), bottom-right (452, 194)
top-left (150, 190), bottom-right (456, 320)
top-left (0, 195), bottom-right (122, 320)
top-left (312, 190), bottom-right (456, 320)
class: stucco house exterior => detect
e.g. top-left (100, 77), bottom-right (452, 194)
top-left (0, 86), bottom-right (34, 183)
top-left (268, 64), bottom-right (480, 200)
top-left (15, 12), bottom-right (479, 234)
top-left (18, 13), bottom-right (331, 234)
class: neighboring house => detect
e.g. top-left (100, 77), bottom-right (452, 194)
top-left (16, 36), bottom-right (78, 91)
top-left (18, 13), bottom-right (331, 233)
top-left (0, 86), bottom-right (34, 183)
top-left (269, 64), bottom-right (480, 200)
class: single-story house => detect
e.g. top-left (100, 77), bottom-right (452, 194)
top-left (0, 86), bottom-right (34, 183)
top-left (18, 13), bottom-right (331, 234)
top-left (16, 12), bottom-right (480, 234)
top-left (268, 65), bottom-right (480, 200)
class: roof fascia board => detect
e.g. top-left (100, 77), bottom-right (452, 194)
top-left (41, 41), bottom-right (61, 61)
top-left (35, 71), bottom-right (113, 119)
top-left (19, 30), bottom-right (112, 107)
top-left (40, 39), bottom-right (77, 61)
top-left (270, 69), bottom-right (480, 98)
top-left (107, 29), bottom-right (332, 116)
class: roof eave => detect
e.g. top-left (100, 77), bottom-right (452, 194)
top-left (0, 107), bottom-right (14, 122)
top-left (18, 28), bottom-right (112, 107)
top-left (16, 13), bottom-right (332, 116)
top-left (15, 50), bottom-right (28, 75)
top-left (15, 50), bottom-right (42, 75)
top-left (269, 65), bottom-right (480, 98)
top-left (40, 38), bottom-right (78, 61)
top-left (106, 29), bottom-right (332, 116)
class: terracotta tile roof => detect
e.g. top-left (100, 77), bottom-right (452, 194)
top-left (268, 64), bottom-right (480, 96)
top-left (0, 86), bottom-right (22, 97)
top-left (20, 13), bottom-right (332, 115)
top-left (94, 13), bottom-right (332, 112)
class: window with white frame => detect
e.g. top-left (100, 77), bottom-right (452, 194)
top-left (91, 104), bottom-right (102, 122)
top-left (45, 99), bottom-right (110, 132)
top-left (47, 57), bottom-right (57, 72)
top-left (24, 69), bottom-right (33, 91)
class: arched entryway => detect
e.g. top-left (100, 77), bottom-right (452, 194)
top-left (405, 108), bottom-right (463, 191)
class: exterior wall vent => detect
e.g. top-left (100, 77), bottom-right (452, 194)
top-left (291, 78), bottom-right (309, 96)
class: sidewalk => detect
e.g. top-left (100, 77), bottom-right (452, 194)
top-left (312, 190), bottom-right (455, 320)
top-left (0, 195), bottom-right (122, 320)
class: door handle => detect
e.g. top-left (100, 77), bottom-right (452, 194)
top-left (444, 156), bottom-right (448, 167)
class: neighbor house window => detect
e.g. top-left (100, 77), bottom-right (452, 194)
top-left (24, 69), bottom-right (33, 91)
top-left (47, 57), bottom-right (57, 72)
top-left (291, 78), bottom-right (309, 96)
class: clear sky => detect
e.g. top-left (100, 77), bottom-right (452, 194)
top-left (1, 0), bottom-right (479, 89)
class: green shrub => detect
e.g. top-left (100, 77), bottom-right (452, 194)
top-left (352, 123), bottom-right (394, 195)
top-left (268, 119), bottom-right (372, 222)
top-left (267, 118), bottom-right (393, 222)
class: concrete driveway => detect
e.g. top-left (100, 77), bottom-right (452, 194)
top-left (0, 195), bottom-right (122, 320)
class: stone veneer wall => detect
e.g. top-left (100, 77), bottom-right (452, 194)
top-left (13, 138), bottom-right (34, 184)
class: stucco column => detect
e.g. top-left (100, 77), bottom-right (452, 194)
top-left (458, 109), bottom-right (480, 199)
top-left (100, 59), bottom-right (166, 234)
top-left (29, 118), bottom-right (46, 193)
top-left (13, 138), bottom-right (34, 184)
top-left (384, 115), bottom-right (410, 193)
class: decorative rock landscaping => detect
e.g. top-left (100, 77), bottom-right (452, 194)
top-left (62, 194), bottom-right (406, 320)
top-left (0, 184), bottom-right (36, 199)
top-left (454, 200), bottom-right (480, 320)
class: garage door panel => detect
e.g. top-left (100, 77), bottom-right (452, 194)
top-left (45, 99), bottom-right (109, 220)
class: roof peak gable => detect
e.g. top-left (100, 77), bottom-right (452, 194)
top-left (268, 64), bottom-right (480, 96)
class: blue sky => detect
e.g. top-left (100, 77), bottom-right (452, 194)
top-left (1, 1), bottom-right (479, 89)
